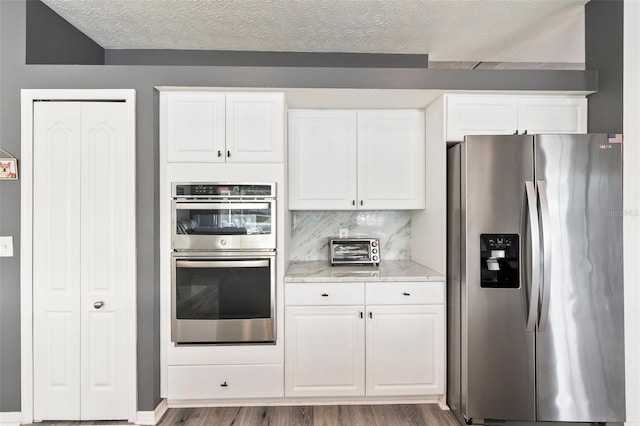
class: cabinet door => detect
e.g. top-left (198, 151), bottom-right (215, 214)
top-left (165, 91), bottom-right (226, 162)
top-left (517, 96), bottom-right (587, 134)
top-left (357, 111), bottom-right (425, 209)
top-left (285, 306), bottom-right (365, 396)
top-left (288, 110), bottom-right (357, 210)
top-left (226, 93), bottom-right (284, 162)
top-left (365, 305), bottom-right (444, 396)
top-left (445, 95), bottom-right (518, 141)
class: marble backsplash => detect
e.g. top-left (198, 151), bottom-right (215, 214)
top-left (290, 211), bottom-right (411, 261)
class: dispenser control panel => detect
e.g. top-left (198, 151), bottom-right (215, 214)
top-left (480, 233), bottom-right (519, 288)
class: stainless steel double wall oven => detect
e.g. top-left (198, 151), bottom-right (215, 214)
top-left (171, 183), bottom-right (276, 344)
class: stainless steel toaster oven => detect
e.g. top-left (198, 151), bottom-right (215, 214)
top-left (329, 238), bottom-right (380, 266)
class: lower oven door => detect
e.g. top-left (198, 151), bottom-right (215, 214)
top-left (171, 252), bottom-right (276, 344)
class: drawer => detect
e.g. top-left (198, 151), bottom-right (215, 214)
top-left (167, 364), bottom-right (284, 400)
top-left (285, 282), bottom-right (364, 306)
top-left (365, 281), bottom-right (445, 305)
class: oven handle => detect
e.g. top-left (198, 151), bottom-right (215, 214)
top-left (174, 202), bottom-right (271, 210)
top-left (175, 259), bottom-right (270, 268)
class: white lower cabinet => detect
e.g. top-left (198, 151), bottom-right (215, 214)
top-left (366, 305), bottom-right (444, 396)
top-left (167, 364), bottom-right (284, 400)
top-left (284, 281), bottom-right (445, 398)
top-left (285, 306), bottom-right (365, 396)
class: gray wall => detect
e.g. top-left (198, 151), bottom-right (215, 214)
top-left (26, 0), bottom-right (104, 64)
top-left (0, 0), bottom-right (601, 414)
top-left (586, 0), bottom-right (623, 133)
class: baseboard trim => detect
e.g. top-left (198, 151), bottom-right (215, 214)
top-left (0, 412), bottom-right (22, 426)
top-left (167, 396), bottom-right (442, 408)
top-left (136, 399), bottom-right (168, 425)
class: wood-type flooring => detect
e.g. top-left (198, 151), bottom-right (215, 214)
top-left (27, 403), bottom-right (461, 426)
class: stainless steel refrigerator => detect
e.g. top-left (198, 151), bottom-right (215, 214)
top-left (447, 134), bottom-right (625, 424)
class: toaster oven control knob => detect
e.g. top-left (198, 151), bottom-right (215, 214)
top-left (372, 248), bottom-right (378, 254)
top-left (220, 239), bottom-right (227, 246)
top-left (371, 240), bottom-right (378, 247)
top-left (372, 255), bottom-right (379, 262)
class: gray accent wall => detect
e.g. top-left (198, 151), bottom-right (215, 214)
top-left (26, 0), bottom-right (104, 64)
top-left (586, 0), bottom-right (623, 133)
top-left (105, 50), bottom-right (429, 68)
top-left (0, 0), bottom-right (605, 415)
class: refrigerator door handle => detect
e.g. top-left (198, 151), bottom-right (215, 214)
top-left (525, 181), bottom-right (541, 332)
top-left (537, 180), bottom-right (552, 331)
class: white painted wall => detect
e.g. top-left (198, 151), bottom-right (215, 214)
top-left (624, 2), bottom-right (640, 424)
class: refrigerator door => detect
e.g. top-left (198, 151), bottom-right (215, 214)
top-left (462, 135), bottom-right (536, 421)
top-left (535, 134), bottom-right (625, 422)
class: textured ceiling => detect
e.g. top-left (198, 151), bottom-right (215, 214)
top-left (41, 0), bottom-right (587, 63)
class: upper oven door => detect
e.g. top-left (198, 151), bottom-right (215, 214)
top-left (172, 200), bottom-right (276, 250)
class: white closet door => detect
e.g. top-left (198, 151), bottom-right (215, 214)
top-left (33, 101), bottom-right (132, 421)
top-left (33, 102), bottom-right (83, 420)
top-left (79, 102), bottom-right (131, 420)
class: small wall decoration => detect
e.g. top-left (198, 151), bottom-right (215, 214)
top-left (0, 148), bottom-right (18, 180)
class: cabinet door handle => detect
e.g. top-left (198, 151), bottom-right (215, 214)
top-left (227, 150), bottom-right (231, 158)
top-left (360, 312), bottom-right (364, 319)
top-left (360, 200), bottom-right (364, 206)
top-left (321, 293), bottom-right (329, 297)
top-left (220, 381), bottom-right (228, 387)
top-left (352, 200), bottom-right (355, 206)
top-left (217, 150), bottom-right (222, 157)
top-left (403, 292), bottom-right (411, 296)
top-left (369, 312), bottom-right (373, 319)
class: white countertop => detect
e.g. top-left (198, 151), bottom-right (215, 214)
top-left (284, 260), bottom-right (445, 282)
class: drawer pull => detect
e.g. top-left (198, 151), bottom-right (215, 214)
top-left (403, 292), bottom-right (411, 296)
top-left (220, 381), bottom-right (228, 387)
top-left (321, 293), bottom-right (329, 297)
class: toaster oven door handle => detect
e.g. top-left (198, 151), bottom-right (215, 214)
top-left (176, 260), bottom-right (269, 269)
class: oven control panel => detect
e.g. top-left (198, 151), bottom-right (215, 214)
top-left (174, 183), bottom-right (275, 198)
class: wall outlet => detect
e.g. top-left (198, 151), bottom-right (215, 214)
top-left (0, 236), bottom-right (14, 257)
top-left (339, 228), bottom-right (348, 238)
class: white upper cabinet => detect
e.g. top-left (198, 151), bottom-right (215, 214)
top-left (516, 96), bottom-right (587, 135)
top-left (226, 92), bottom-right (285, 163)
top-left (445, 94), bottom-right (587, 141)
top-left (288, 110), bottom-right (357, 210)
top-left (288, 109), bottom-right (425, 210)
top-left (164, 91), bottom-right (285, 163)
top-left (446, 95), bottom-right (519, 141)
top-left (166, 91), bottom-right (226, 162)
top-left (357, 111), bottom-right (425, 210)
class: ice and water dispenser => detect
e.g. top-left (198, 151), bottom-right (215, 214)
top-left (480, 234), bottom-right (519, 288)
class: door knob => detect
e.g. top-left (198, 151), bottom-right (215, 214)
top-left (94, 301), bottom-right (105, 309)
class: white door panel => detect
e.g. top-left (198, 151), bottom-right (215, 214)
top-left (80, 102), bottom-right (131, 420)
top-left (33, 102), bottom-right (82, 421)
top-left (33, 101), bottom-right (132, 421)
